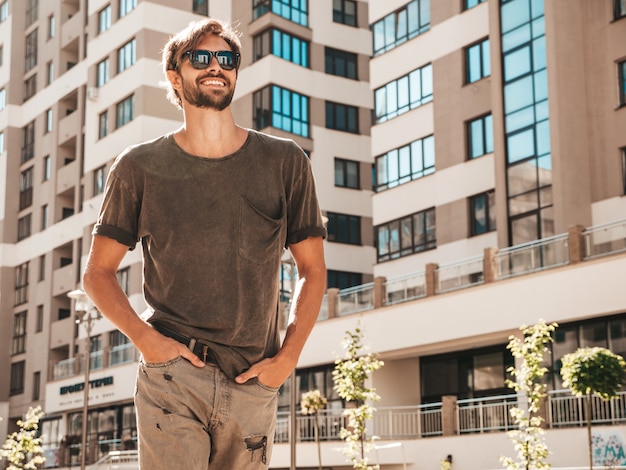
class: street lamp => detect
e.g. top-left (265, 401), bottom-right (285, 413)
top-left (67, 289), bottom-right (101, 470)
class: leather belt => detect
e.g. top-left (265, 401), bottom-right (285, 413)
top-left (154, 324), bottom-right (218, 364)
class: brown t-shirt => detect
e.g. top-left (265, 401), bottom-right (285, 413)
top-left (93, 129), bottom-right (327, 379)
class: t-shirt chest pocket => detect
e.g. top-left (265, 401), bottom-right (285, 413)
top-left (238, 197), bottom-right (286, 264)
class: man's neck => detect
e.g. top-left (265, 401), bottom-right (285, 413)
top-left (174, 107), bottom-right (248, 159)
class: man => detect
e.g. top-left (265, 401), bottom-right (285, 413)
top-left (82, 17), bottom-right (327, 469)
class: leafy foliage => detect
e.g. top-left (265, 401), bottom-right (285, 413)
top-left (501, 320), bottom-right (557, 470)
top-left (332, 325), bottom-right (384, 470)
top-left (560, 347), bottom-right (626, 400)
top-left (1, 407), bottom-right (46, 470)
top-left (560, 347), bottom-right (626, 469)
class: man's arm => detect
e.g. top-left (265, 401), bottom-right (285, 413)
top-left (83, 235), bottom-right (205, 367)
top-left (236, 235), bottom-right (326, 387)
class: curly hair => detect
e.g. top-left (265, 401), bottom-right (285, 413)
top-left (162, 18), bottom-right (242, 109)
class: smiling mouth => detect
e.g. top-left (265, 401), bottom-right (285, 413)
top-left (199, 78), bottom-right (226, 87)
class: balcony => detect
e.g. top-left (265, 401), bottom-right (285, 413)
top-left (56, 158), bottom-right (78, 196)
top-left (50, 344), bottom-right (139, 381)
top-left (58, 109), bottom-right (80, 147)
top-left (274, 390), bottom-right (626, 444)
top-left (52, 262), bottom-right (76, 297)
top-left (318, 218), bottom-right (626, 318)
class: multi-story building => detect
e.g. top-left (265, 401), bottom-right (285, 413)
top-left (1, 0), bottom-right (625, 469)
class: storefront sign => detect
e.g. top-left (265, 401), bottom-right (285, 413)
top-left (60, 376), bottom-right (114, 395)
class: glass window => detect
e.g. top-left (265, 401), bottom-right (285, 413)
top-left (334, 158), bottom-right (359, 189)
top-left (375, 64), bottom-right (432, 123)
top-left (46, 61), bottom-right (54, 85)
top-left (97, 58), bottom-right (110, 87)
top-left (376, 208), bottom-right (435, 262)
top-left (99, 111), bottom-right (108, 139)
top-left (615, 0), bottom-right (626, 20)
top-left (94, 166), bottom-right (106, 196)
top-left (333, 0), bottom-right (357, 26)
top-left (421, 345), bottom-right (512, 403)
top-left (619, 60), bottom-right (626, 106)
top-left (41, 205), bottom-right (48, 230)
top-left (25, 29), bottom-right (38, 72)
top-left (12, 311), bottom-right (27, 355)
top-left (0, 88), bottom-right (5, 110)
top-left (375, 135), bottom-right (435, 191)
top-left (253, 85), bottom-right (309, 137)
top-left (193, 0), bottom-right (208, 16)
top-left (20, 167), bottom-right (34, 210)
top-left (32, 371), bottom-right (40, 400)
top-left (36, 304), bottom-right (44, 330)
top-left (325, 47), bottom-right (357, 79)
top-left (0, 2), bottom-right (7, 22)
top-left (327, 212), bottom-right (361, 244)
top-left (43, 156), bottom-right (51, 180)
top-left (327, 270), bottom-right (362, 289)
top-left (98, 5), bottom-right (112, 33)
top-left (326, 101), bottom-right (358, 133)
top-left (116, 95), bottom-right (134, 128)
top-left (118, 38), bottom-right (136, 73)
top-left (48, 15), bottom-right (55, 39)
top-left (253, 29), bottom-right (308, 67)
top-left (466, 38), bottom-right (490, 83)
top-left (465, 0), bottom-right (487, 10)
top-left (26, 0), bottom-right (38, 26)
top-left (468, 114), bottom-right (493, 159)
top-left (253, 0), bottom-right (308, 26)
top-left (621, 148), bottom-right (626, 196)
top-left (372, 0), bottom-right (429, 56)
top-left (10, 361), bottom-right (25, 395)
top-left (45, 108), bottom-right (52, 133)
top-left (470, 191), bottom-right (496, 236)
top-left (119, 0), bottom-right (137, 18)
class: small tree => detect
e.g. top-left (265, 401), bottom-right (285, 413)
top-left (501, 320), bottom-right (557, 470)
top-left (560, 347), bottom-right (626, 470)
top-left (1, 406), bottom-right (46, 470)
top-left (301, 389), bottom-right (328, 470)
top-left (332, 325), bottom-right (384, 470)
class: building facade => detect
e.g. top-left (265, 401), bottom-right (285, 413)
top-left (0, 0), bottom-right (625, 469)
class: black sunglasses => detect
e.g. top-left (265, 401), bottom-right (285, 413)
top-left (185, 50), bottom-right (240, 71)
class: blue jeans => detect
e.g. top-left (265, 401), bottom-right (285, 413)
top-left (135, 357), bottom-right (278, 469)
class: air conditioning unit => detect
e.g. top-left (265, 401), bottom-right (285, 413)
top-left (87, 87), bottom-right (99, 100)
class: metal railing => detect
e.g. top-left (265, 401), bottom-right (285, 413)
top-left (436, 255), bottom-right (484, 294)
top-left (548, 389), bottom-right (626, 427)
top-left (274, 390), bottom-right (626, 443)
top-left (384, 271), bottom-right (427, 305)
top-left (583, 219), bottom-right (626, 260)
top-left (337, 282), bottom-right (375, 316)
top-left (496, 233), bottom-right (570, 279)
top-left (51, 345), bottom-right (140, 381)
top-left (457, 394), bottom-right (517, 434)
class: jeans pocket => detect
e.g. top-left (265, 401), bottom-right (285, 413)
top-left (140, 355), bottom-right (184, 369)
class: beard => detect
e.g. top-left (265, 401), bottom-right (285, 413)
top-left (180, 74), bottom-right (235, 111)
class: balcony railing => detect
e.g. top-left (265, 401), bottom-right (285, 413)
top-left (457, 394), bottom-right (517, 434)
top-left (318, 218), bottom-right (626, 321)
top-left (583, 219), bottom-right (626, 260)
top-left (384, 271), bottom-right (426, 305)
top-left (495, 233), bottom-right (570, 279)
top-left (548, 389), bottom-right (626, 427)
top-left (51, 345), bottom-right (139, 381)
top-left (337, 282), bottom-right (375, 316)
top-left (436, 256), bottom-right (484, 294)
top-left (274, 391), bottom-right (626, 443)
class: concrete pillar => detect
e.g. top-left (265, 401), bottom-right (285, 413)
top-left (373, 276), bottom-right (386, 308)
top-left (483, 247), bottom-right (498, 283)
top-left (568, 224), bottom-right (585, 264)
top-left (327, 288), bottom-right (339, 319)
top-left (425, 263), bottom-right (438, 297)
top-left (441, 395), bottom-right (458, 436)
